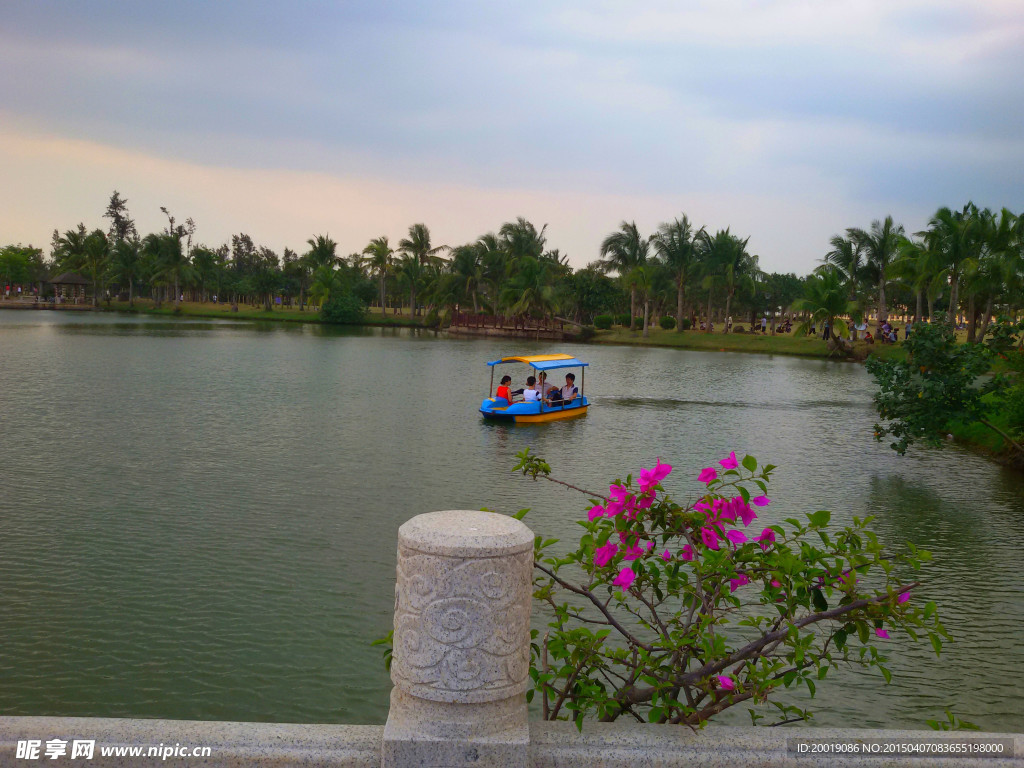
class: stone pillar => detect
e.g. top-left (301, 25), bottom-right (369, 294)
top-left (382, 510), bottom-right (534, 768)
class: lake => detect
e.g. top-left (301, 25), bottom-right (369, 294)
top-left (0, 309), bottom-right (1021, 731)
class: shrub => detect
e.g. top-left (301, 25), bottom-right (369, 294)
top-left (576, 325), bottom-right (596, 341)
top-left (659, 316), bottom-right (676, 330)
top-left (594, 315), bottom-right (613, 330)
top-left (679, 318), bottom-right (692, 330)
top-left (616, 314), bottom-right (631, 327)
top-left (320, 291), bottom-right (367, 324)
top-left (512, 449), bottom-right (943, 727)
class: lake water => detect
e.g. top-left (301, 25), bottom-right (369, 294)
top-left (1, 309), bottom-right (1021, 731)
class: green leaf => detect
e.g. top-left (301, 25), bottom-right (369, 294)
top-left (742, 454), bottom-right (757, 472)
top-left (808, 510), bottom-right (831, 528)
top-left (811, 588), bottom-right (828, 613)
top-left (880, 667), bottom-right (891, 685)
top-left (929, 633), bottom-right (942, 657)
top-left (512, 508), bottom-right (531, 520)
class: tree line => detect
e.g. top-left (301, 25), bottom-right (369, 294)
top-left (2, 192), bottom-right (1021, 335)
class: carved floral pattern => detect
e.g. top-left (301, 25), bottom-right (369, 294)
top-left (391, 546), bottom-right (532, 703)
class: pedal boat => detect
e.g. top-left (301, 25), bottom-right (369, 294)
top-left (479, 353), bottom-right (590, 423)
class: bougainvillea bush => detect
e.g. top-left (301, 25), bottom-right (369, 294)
top-left (513, 449), bottom-right (945, 727)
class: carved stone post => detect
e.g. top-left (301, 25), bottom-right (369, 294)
top-left (382, 510), bottom-right (534, 768)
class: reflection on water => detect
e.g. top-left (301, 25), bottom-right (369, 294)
top-left (0, 309), bottom-right (1021, 732)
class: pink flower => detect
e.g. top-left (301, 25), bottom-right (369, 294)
top-left (700, 527), bottom-right (720, 550)
top-left (661, 549), bottom-right (672, 562)
top-left (897, 592), bottom-right (911, 605)
top-left (638, 459), bottom-right (672, 492)
top-left (612, 567), bottom-right (635, 589)
top-left (680, 544), bottom-right (694, 561)
top-left (605, 499), bottom-right (624, 518)
top-left (874, 628), bottom-right (890, 639)
top-left (719, 451), bottom-right (739, 470)
top-left (644, 540), bottom-right (654, 552)
top-left (697, 467), bottom-right (718, 484)
top-left (716, 675), bottom-right (735, 691)
top-left (622, 543), bottom-right (645, 561)
top-left (754, 527), bottom-right (776, 550)
top-left (593, 542), bottom-right (618, 568)
top-left (609, 483), bottom-right (629, 501)
top-left (770, 579), bottom-right (782, 588)
top-left (587, 504), bottom-right (605, 521)
top-left (752, 495), bottom-right (771, 507)
top-left (618, 531), bottom-right (632, 543)
top-left (636, 494), bottom-right (654, 510)
top-left (729, 574), bottom-right (750, 592)
top-left (738, 503), bottom-right (757, 527)
top-left (726, 529), bottom-right (748, 547)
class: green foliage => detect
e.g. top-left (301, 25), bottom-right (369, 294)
top-left (679, 317), bottom-right (692, 330)
top-left (867, 314), bottom-right (1024, 458)
top-left (659, 315), bottom-right (676, 330)
top-left (594, 314), bottom-right (614, 330)
top-left (927, 708), bottom-right (980, 731)
top-left (320, 291), bottom-right (367, 324)
top-left (513, 450), bottom-right (942, 726)
top-left (616, 313), bottom-right (631, 326)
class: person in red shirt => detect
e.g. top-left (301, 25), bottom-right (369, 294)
top-left (495, 375), bottom-right (513, 403)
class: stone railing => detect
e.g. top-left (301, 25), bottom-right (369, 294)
top-left (1, 510), bottom-right (1021, 767)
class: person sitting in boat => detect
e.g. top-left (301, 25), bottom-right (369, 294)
top-left (537, 371), bottom-right (558, 401)
top-left (495, 374), bottom-right (513, 404)
top-left (546, 373), bottom-right (578, 407)
top-left (522, 376), bottom-right (541, 402)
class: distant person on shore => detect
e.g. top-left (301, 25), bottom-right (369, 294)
top-left (495, 374), bottom-right (513, 403)
top-left (760, 316), bottom-right (767, 334)
top-left (823, 319), bottom-right (831, 340)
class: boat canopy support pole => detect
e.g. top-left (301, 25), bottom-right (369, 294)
top-left (489, 367), bottom-right (494, 397)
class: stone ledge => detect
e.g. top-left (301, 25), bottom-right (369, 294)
top-left (1, 718), bottom-right (1022, 768)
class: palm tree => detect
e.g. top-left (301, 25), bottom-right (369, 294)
top-left (109, 237), bottom-right (143, 307)
top-left (449, 244), bottom-right (487, 314)
top-left (599, 221), bottom-right (649, 330)
top-left (792, 271), bottom-right (855, 355)
top-left (362, 236), bottom-right (394, 314)
top-left (308, 265), bottom-right (341, 310)
top-left (849, 215), bottom-right (904, 324)
top-left (142, 232), bottom-right (189, 305)
top-left (305, 235), bottom-right (340, 271)
top-left (652, 215), bottom-right (704, 332)
top-left (79, 229), bottom-right (111, 307)
top-left (396, 255), bottom-right (426, 317)
top-left (922, 204), bottom-right (981, 331)
top-left (698, 229), bottom-right (755, 333)
top-left (399, 223), bottom-right (447, 269)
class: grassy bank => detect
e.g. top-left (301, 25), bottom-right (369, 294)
top-left (105, 300), bottom-right (427, 327)
top-left (590, 325), bottom-right (908, 362)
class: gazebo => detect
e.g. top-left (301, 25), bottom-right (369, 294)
top-left (49, 272), bottom-right (91, 303)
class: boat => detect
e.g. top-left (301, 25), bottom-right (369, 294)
top-left (479, 353), bottom-right (590, 423)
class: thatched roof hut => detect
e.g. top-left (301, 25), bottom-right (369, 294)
top-left (49, 272), bottom-right (91, 286)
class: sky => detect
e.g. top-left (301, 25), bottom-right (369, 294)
top-left (2, 0), bottom-right (1022, 274)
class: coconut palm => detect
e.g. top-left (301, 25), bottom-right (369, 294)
top-left (142, 232), bottom-right (188, 305)
top-left (108, 236), bottom-right (143, 307)
top-left (849, 215), bottom-right (904, 324)
top-left (305, 235), bottom-right (340, 271)
top-left (308, 265), bottom-right (341, 310)
top-left (399, 223), bottom-right (448, 269)
top-left (362, 236), bottom-right (394, 314)
top-left (449, 244), bottom-right (488, 314)
top-left (652, 215), bottom-right (704, 332)
top-left (599, 221), bottom-right (649, 330)
top-left (792, 270), bottom-right (856, 355)
top-left (922, 204), bottom-right (982, 331)
top-left (698, 228), bottom-right (756, 333)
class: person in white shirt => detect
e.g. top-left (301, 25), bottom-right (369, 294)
top-left (536, 371), bottom-right (558, 400)
top-left (522, 376), bottom-right (541, 402)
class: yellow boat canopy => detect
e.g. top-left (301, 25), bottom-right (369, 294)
top-left (486, 353), bottom-right (588, 371)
